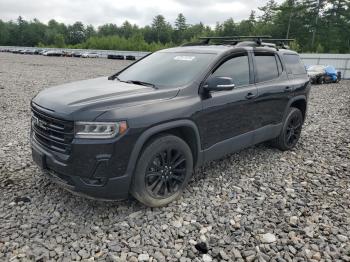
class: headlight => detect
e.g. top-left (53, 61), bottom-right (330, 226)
top-left (74, 121), bottom-right (128, 139)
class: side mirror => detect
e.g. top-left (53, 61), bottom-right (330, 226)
top-left (204, 76), bottom-right (235, 91)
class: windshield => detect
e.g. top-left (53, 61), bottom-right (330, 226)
top-left (118, 52), bottom-right (216, 88)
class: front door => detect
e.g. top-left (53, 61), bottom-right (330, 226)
top-left (195, 52), bottom-right (259, 157)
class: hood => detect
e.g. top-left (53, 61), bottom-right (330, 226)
top-left (32, 77), bottom-right (179, 120)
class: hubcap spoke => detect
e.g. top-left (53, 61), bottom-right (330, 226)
top-left (170, 175), bottom-right (184, 182)
top-left (146, 172), bottom-right (162, 178)
top-left (173, 157), bottom-right (186, 168)
top-left (166, 148), bottom-right (172, 164)
top-left (173, 168), bottom-right (186, 174)
top-left (285, 113), bottom-right (302, 146)
top-left (145, 147), bottom-right (187, 199)
top-left (171, 151), bottom-right (181, 164)
top-left (159, 152), bottom-right (166, 166)
top-left (153, 179), bottom-right (164, 194)
top-left (149, 177), bottom-right (162, 190)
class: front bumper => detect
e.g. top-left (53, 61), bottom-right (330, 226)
top-left (31, 135), bottom-right (132, 200)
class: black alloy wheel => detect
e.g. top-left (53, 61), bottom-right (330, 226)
top-left (131, 134), bottom-right (193, 207)
top-left (285, 112), bottom-right (302, 148)
top-left (145, 148), bottom-right (187, 199)
top-left (270, 107), bottom-right (303, 151)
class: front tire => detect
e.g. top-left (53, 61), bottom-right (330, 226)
top-left (271, 107), bottom-right (303, 151)
top-left (131, 135), bottom-right (193, 207)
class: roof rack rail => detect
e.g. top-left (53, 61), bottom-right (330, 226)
top-left (182, 36), bottom-right (294, 50)
top-left (199, 35), bottom-right (272, 45)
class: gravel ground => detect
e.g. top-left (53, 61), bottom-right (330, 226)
top-left (0, 52), bottom-right (349, 262)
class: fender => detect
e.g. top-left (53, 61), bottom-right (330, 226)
top-left (283, 95), bottom-right (307, 122)
top-left (124, 119), bottom-right (203, 185)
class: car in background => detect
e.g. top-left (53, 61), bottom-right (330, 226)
top-left (23, 49), bottom-right (35, 55)
top-left (107, 54), bottom-right (125, 60)
top-left (72, 51), bottom-right (82, 57)
top-left (12, 49), bottom-right (23, 54)
top-left (33, 49), bottom-right (44, 55)
top-left (126, 55), bottom-right (136, 60)
top-left (307, 65), bottom-right (339, 84)
top-left (81, 52), bottom-right (99, 58)
top-left (62, 51), bottom-right (73, 57)
top-left (42, 50), bottom-right (63, 57)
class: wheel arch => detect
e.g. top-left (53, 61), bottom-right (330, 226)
top-left (125, 120), bottom-right (202, 182)
top-left (289, 96), bottom-right (307, 121)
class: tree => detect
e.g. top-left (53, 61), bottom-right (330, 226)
top-left (120, 21), bottom-right (134, 38)
top-left (259, 0), bottom-right (278, 23)
top-left (173, 13), bottom-right (187, 43)
top-left (67, 22), bottom-right (86, 45)
top-left (322, 0), bottom-right (349, 52)
top-left (98, 23), bottom-right (118, 36)
top-left (175, 13), bottom-right (187, 31)
top-left (237, 11), bottom-right (256, 35)
top-left (85, 25), bottom-right (96, 39)
top-left (151, 15), bottom-right (172, 43)
top-left (0, 1), bottom-right (348, 53)
top-left (53, 34), bottom-right (65, 47)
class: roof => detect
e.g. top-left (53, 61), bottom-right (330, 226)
top-left (160, 44), bottom-right (299, 55)
top-left (160, 45), bottom-right (232, 54)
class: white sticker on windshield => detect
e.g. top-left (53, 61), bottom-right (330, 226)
top-left (174, 56), bottom-right (195, 61)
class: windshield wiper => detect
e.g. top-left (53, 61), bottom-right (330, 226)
top-left (126, 80), bottom-right (157, 89)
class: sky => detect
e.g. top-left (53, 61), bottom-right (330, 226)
top-left (0, 0), bottom-right (284, 27)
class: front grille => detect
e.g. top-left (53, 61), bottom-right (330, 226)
top-left (31, 104), bottom-right (74, 155)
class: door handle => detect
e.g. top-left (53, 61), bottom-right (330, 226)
top-left (245, 92), bottom-right (256, 99)
top-left (284, 86), bottom-right (292, 92)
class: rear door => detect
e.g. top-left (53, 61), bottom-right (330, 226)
top-left (252, 51), bottom-right (292, 130)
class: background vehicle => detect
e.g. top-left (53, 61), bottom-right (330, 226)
top-left (81, 52), bottom-right (99, 58)
top-left (107, 54), bottom-right (125, 60)
top-left (33, 49), bottom-right (44, 55)
top-left (62, 51), bottom-right (73, 57)
top-left (72, 51), bottom-right (82, 57)
top-left (23, 49), bottom-right (35, 55)
top-left (31, 36), bottom-right (310, 207)
top-left (126, 55), bottom-right (136, 60)
top-left (42, 50), bottom-right (63, 56)
top-left (307, 64), bottom-right (339, 84)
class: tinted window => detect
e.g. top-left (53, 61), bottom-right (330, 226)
top-left (211, 54), bottom-right (250, 86)
top-left (255, 53), bottom-right (279, 82)
top-left (118, 52), bottom-right (216, 88)
top-left (284, 54), bottom-right (306, 75)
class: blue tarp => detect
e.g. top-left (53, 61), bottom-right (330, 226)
top-left (325, 65), bottom-right (338, 81)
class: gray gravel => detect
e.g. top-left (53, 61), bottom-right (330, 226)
top-left (0, 52), bottom-right (350, 261)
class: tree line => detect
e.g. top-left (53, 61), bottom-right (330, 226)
top-left (0, 0), bottom-right (349, 53)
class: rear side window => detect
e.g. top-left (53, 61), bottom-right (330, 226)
top-left (254, 53), bottom-right (279, 82)
top-left (283, 54), bottom-right (306, 75)
top-left (211, 54), bottom-right (250, 87)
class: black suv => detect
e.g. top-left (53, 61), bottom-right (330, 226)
top-left (31, 37), bottom-right (310, 207)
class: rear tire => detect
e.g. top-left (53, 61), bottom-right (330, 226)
top-left (270, 107), bottom-right (303, 151)
top-left (131, 135), bottom-right (193, 207)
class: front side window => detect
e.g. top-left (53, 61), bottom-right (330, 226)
top-left (211, 54), bottom-right (250, 87)
top-left (118, 52), bottom-right (216, 88)
top-left (255, 53), bottom-right (279, 82)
